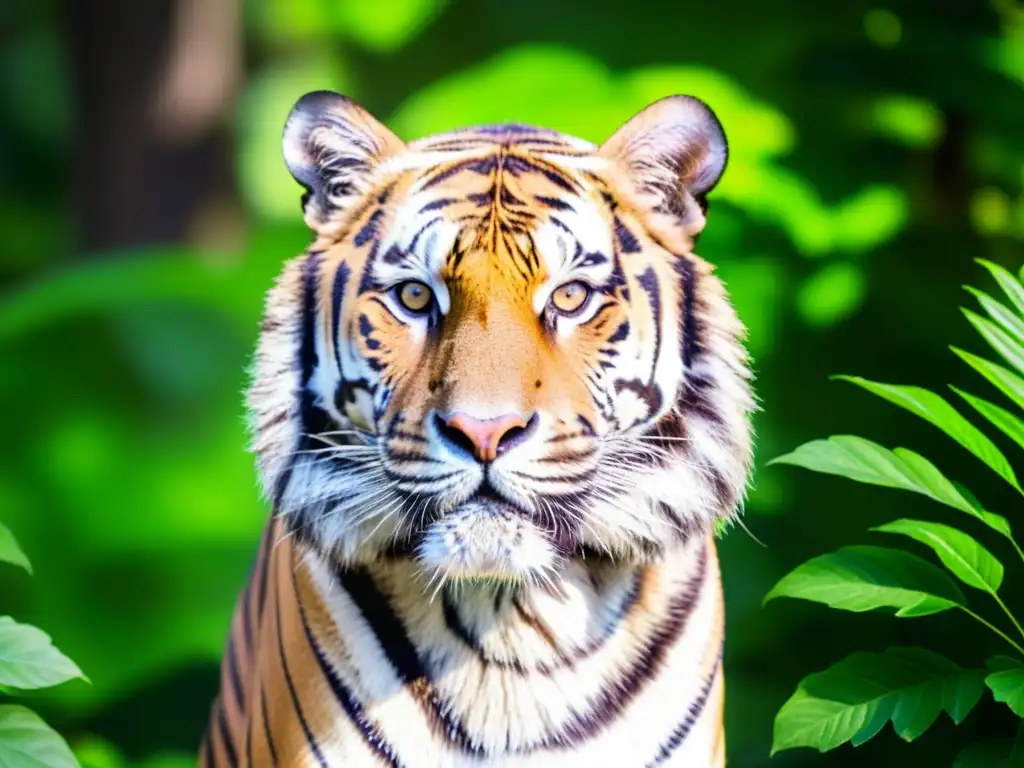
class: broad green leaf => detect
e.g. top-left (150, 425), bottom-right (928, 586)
top-left (953, 387), bottom-right (1024, 452)
top-left (986, 656), bottom-right (1024, 717)
top-left (770, 435), bottom-right (1011, 535)
top-left (978, 259), bottom-right (1024, 320)
top-left (964, 309), bottom-right (1024, 377)
top-left (772, 647), bottom-right (984, 754)
top-left (764, 545), bottom-right (965, 617)
top-left (954, 347), bottom-right (1024, 412)
top-left (0, 521), bottom-right (31, 573)
top-left (967, 287), bottom-right (1024, 344)
top-left (955, 740), bottom-right (1014, 767)
top-left (872, 519), bottom-right (1004, 593)
top-left (836, 376), bottom-right (1020, 491)
top-left (0, 705), bottom-right (79, 768)
top-left (0, 617), bottom-right (86, 690)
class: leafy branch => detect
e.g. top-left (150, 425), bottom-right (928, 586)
top-left (765, 259), bottom-right (1024, 765)
top-left (0, 521), bottom-right (85, 767)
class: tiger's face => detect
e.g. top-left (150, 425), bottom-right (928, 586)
top-left (250, 92), bottom-right (753, 584)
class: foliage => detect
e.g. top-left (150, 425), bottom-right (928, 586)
top-left (0, 523), bottom-right (84, 767)
top-left (767, 260), bottom-right (1024, 762)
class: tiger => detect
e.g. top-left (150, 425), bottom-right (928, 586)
top-left (199, 89), bottom-right (754, 767)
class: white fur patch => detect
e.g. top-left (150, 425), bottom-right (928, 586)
top-left (416, 503), bottom-right (557, 582)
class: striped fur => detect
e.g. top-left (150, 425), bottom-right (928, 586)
top-left (202, 92), bottom-right (753, 767)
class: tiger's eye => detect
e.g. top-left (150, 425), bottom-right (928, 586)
top-left (397, 281), bottom-right (433, 314)
top-left (550, 281), bottom-right (591, 315)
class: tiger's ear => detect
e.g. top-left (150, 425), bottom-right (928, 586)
top-left (600, 95), bottom-right (727, 238)
top-left (282, 91), bottom-right (405, 232)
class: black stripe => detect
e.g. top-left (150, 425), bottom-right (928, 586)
top-left (637, 266), bottom-right (663, 376)
top-left (354, 208), bottom-right (385, 247)
top-left (202, 731), bottom-right (215, 767)
top-left (441, 590), bottom-right (479, 650)
top-left (337, 567), bottom-right (485, 757)
top-left (270, 465), bottom-right (293, 517)
top-left (294, 568), bottom-right (404, 767)
top-left (614, 216), bottom-right (642, 254)
top-left (275, 570), bottom-right (329, 767)
top-left (260, 688), bottom-right (280, 766)
top-left (502, 155), bottom-right (577, 192)
top-left (608, 320), bottom-right (630, 343)
top-left (677, 257), bottom-right (700, 369)
top-left (240, 579), bottom-right (254, 659)
top-left (216, 705), bottom-right (239, 767)
top-left (407, 215), bottom-right (443, 253)
top-left (383, 466), bottom-right (463, 485)
top-left (298, 252), bottom-right (322, 391)
top-left (337, 568), bottom-right (427, 678)
top-left (647, 651), bottom-right (722, 766)
top-left (420, 198), bottom-right (455, 212)
top-left (271, 250), bottom-right (323, 512)
top-left (275, 249), bottom-right (326, 515)
top-left (383, 451), bottom-right (445, 464)
top-left (422, 156), bottom-right (498, 189)
top-left (256, 525), bottom-right (274, 620)
top-left (245, 698), bottom-right (254, 768)
top-left (225, 637), bottom-right (246, 713)
top-left (540, 544), bottom-right (709, 748)
top-left (536, 196), bottom-right (573, 211)
top-left (331, 262), bottom-right (351, 375)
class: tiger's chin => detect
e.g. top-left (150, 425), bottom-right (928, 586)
top-left (413, 498), bottom-right (560, 584)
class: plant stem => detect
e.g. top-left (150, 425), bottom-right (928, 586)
top-left (992, 593), bottom-right (1024, 643)
top-left (1010, 537), bottom-right (1024, 571)
top-left (961, 606), bottom-right (1024, 656)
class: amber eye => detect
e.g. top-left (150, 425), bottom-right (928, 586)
top-left (395, 281), bottom-right (433, 314)
top-left (550, 280), bottom-right (592, 316)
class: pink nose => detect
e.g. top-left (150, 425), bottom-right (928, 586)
top-left (442, 413), bottom-right (528, 462)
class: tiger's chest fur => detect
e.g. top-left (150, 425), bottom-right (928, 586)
top-left (203, 519), bottom-right (726, 767)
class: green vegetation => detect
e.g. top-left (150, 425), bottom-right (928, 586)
top-left (768, 262), bottom-right (1024, 764)
top-left (0, 522), bottom-right (84, 767)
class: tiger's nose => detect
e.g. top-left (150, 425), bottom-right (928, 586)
top-left (435, 412), bottom-right (537, 462)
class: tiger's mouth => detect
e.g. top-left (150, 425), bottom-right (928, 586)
top-left (412, 491), bottom-right (560, 583)
top-left (464, 481), bottom-right (527, 515)
top-left (398, 472), bottom-right (570, 582)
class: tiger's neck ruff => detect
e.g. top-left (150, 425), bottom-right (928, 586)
top-left (203, 92), bottom-right (753, 767)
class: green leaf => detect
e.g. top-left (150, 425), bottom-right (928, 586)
top-left (771, 647), bottom-right (984, 755)
top-left (770, 435), bottom-right (1011, 535)
top-left (0, 617), bottom-right (86, 690)
top-left (964, 309), bottom-right (1024, 377)
top-left (0, 705), bottom-right (79, 767)
top-left (977, 259), bottom-right (1024, 320)
top-left (0, 522), bottom-right (31, 574)
top-left (872, 519), bottom-right (1004, 593)
top-left (986, 656), bottom-right (1024, 717)
top-left (764, 545), bottom-right (965, 617)
top-left (953, 387), bottom-right (1024, 452)
top-left (836, 376), bottom-right (1020, 491)
top-left (954, 347), bottom-right (1024, 412)
top-left (967, 287), bottom-right (1024, 344)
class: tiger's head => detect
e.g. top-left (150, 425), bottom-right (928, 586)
top-left (249, 91), bottom-right (754, 584)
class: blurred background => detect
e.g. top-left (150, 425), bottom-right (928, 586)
top-left (0, 0), bottom-right (1022, 765)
